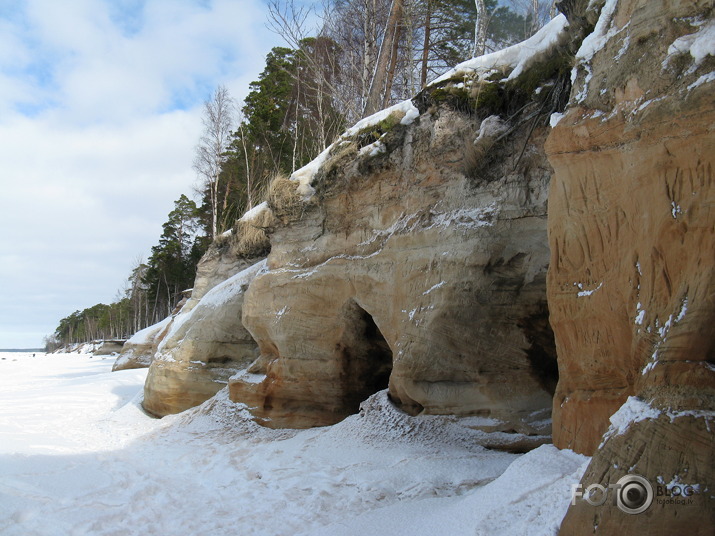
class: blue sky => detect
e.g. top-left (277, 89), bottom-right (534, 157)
top-left (0, 0), bottom-right (290, 347)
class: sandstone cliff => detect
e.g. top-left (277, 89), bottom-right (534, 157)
top-left (91, 340), bottom-right (125, 356)
top-left (141, 16), bottom-right (574, 443)
top-left (141, 223), bottom-right (268, 416)
top-left (228, 17), bottom-right (573, 436)
top-left (143, 258), bottom-right (267, 416)
top-left (135, 1), bottom-right (714, 530)
top-left (546, 0), bottom-right (714, 533)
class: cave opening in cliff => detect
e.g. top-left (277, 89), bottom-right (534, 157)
top-left (518, 302), bottom-right (559, 396)
top-left (337, 300), bottom-right (393, 414)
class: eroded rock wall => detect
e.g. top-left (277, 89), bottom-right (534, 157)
top-left (143, 259), bottom-right (266, 416)
top-left (546, 0), bottom-right (715, 532)
top-left (230, 61), bottom-right (568, 431)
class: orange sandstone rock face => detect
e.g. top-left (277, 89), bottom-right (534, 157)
top-left (547, 0), bottom-right (715, 532)
top-left (548, 0), bottom-right (715, 456)
top-left (547, 102), bottom-right (715, 453)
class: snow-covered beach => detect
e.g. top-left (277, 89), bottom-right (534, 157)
top-left (0, 353), bottom-right (588, 535)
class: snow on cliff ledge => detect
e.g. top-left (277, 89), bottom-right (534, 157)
top-left (156, 259), bottom-right (267, 356)
top-left (236, 14), bottom-right (569, 212)
top-left (283, 14), bottom-right (568, 202)
top-left (125, 316), bottom-right (172, 347)
top-left (431, 14), bottom-right (569, 85)
top-left (290, 99), bottom-right (420, 199)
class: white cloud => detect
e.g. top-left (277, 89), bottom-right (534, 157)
top-left (0, 0), bottom-right (277, 347)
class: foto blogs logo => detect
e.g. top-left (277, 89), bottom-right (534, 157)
top-left (572, 475), bottom-right (653, 515)
top-left (571, 474), bottom-right (698, 515)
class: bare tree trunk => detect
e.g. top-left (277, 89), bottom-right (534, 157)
top-left (151, 283), bottom-right (159, 325)
top-left (364, 0), bottom-right (403, 116)
top-left (402, 1), bottom-right (416, 99)
top-left (316, 69), bottom-right (328, 151)
top-left (473, 0), bottom-right (487, 57)
top-left (164, 273), bottom-right (171, 318)
top-left (210, 173), bottom-right (218, 238)
top-left (236, 122), bottom-right (252, 210)
top-left (531, 0), bottom-right (541, 35)
top-left (362, 0), bottom-right (379, 110)
top-left (420, 0), bottom-right (432, 87)
top-left (382, 21), bottom-right (403, 108)
top-left (292, 68), bottom-right (301, 173)
top-left (222, 179), bottom-right (231, 214)
top-left (193, 85), bottom-right (234, 239)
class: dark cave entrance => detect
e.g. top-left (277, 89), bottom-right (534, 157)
top-left (337, 300), bottom-right (393, 414)
top-left (518, 301), bottom-right (559, 396)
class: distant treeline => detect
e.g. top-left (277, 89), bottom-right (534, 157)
top-left (47, 194), bottom-right (203, 351)
top-left (47, 302), bottom-right (135, 351)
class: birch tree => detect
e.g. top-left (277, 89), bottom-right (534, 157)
top-left (233, 108), bottom-right (255, 210)
top-left (473, 0), bottom-right (488, 57)
top-left (529, 0), bottom-right (541, 35)
top-left (507, 0), bottom-right (548, 36)
top-left (193, 85), bottom-right (235, 239)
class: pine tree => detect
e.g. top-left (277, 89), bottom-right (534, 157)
top-left (243, 47), bottom-right (296, 173)
top-left (422, 0), bottom-right (527, 79)
top-left (211, 43), bottom-right (345, 230)
top-left (143, 195), bottom-right (203, 322)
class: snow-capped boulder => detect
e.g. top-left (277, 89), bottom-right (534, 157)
top-left (112, 317), bottom-right (172, 371)
top-left (139, 215), bottom-right (269, 415)
top-left (92, 340), bottom-right (125, 356)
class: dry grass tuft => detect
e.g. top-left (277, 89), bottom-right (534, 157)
top-left (267, 172), bottom-right (304, 220)
top-left (233, 220), bottom-right (270, 258)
